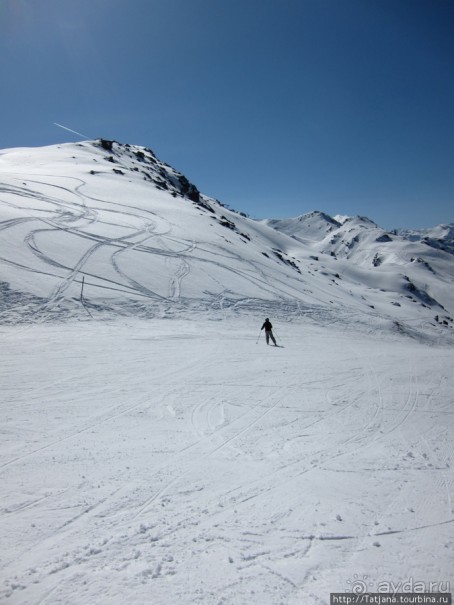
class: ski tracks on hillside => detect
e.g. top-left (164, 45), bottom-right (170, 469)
top-left (132, 384), bottom-right (288, 520)
top-left (0, 176), bottom-right (200, 320)
top-left (0, 333), bottom-right (226, 601)
top-left (88, 348), bottom-right (408, 602)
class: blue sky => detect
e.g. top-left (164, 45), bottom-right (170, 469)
top-left (1, 0), bottom-right (453, 229)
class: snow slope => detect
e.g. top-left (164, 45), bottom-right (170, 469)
top-left (0, 140), bottom-right (317, 324)
top-left (1, 141), bottom-right (453, 604)
top-left (1, 320), bottom-right (453, 604)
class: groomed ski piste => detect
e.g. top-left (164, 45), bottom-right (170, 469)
top-left (1, 141), bottom-right (453, 604)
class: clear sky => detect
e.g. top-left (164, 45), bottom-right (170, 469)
top-left (1, 0), bottom-right (453, 229)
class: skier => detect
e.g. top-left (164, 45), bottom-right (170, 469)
top-left (261, 318), bottom-right (277, 346)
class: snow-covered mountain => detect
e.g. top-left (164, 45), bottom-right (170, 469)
top-left (264, 210), bottom-right (454, 263)
top-left (398, 223), bottom-right (454, 255)
top-left (262, 211), bottom-right (454, 333)
top-left (0, 140), bottom-right (452, 339)
top-left (1, 141), bottom-right (453, 605)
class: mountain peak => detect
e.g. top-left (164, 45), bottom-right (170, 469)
top-left (343, 215), bottom-right (378, 228)
top-left (302, 210), bottom-right (341, 226)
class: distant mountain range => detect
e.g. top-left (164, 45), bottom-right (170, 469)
top-left (0, 139), bottom-right (452, 339)
top-left (263, 211), bottom-right (454, 259)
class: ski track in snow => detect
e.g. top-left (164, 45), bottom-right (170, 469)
top-left (0, 174), bottom-right (292, 322)
top-left (1, 320), bottom-right (453, 605)
top-left (0, 171), bottom-right (397, 329)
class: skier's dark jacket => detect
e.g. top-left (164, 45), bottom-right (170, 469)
top-left (261, 320), bottom-right (272, 331)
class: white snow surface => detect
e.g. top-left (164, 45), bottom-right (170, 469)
top-left (2, 320), bottom-right (453, 604)
top-left (1, 141), bottom-right (453, 604)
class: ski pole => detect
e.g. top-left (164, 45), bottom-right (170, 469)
top-left (256, 329), bottom-right (262, 344)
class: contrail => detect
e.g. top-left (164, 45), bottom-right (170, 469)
top-left (54, 122), bottom-right (90, 139)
